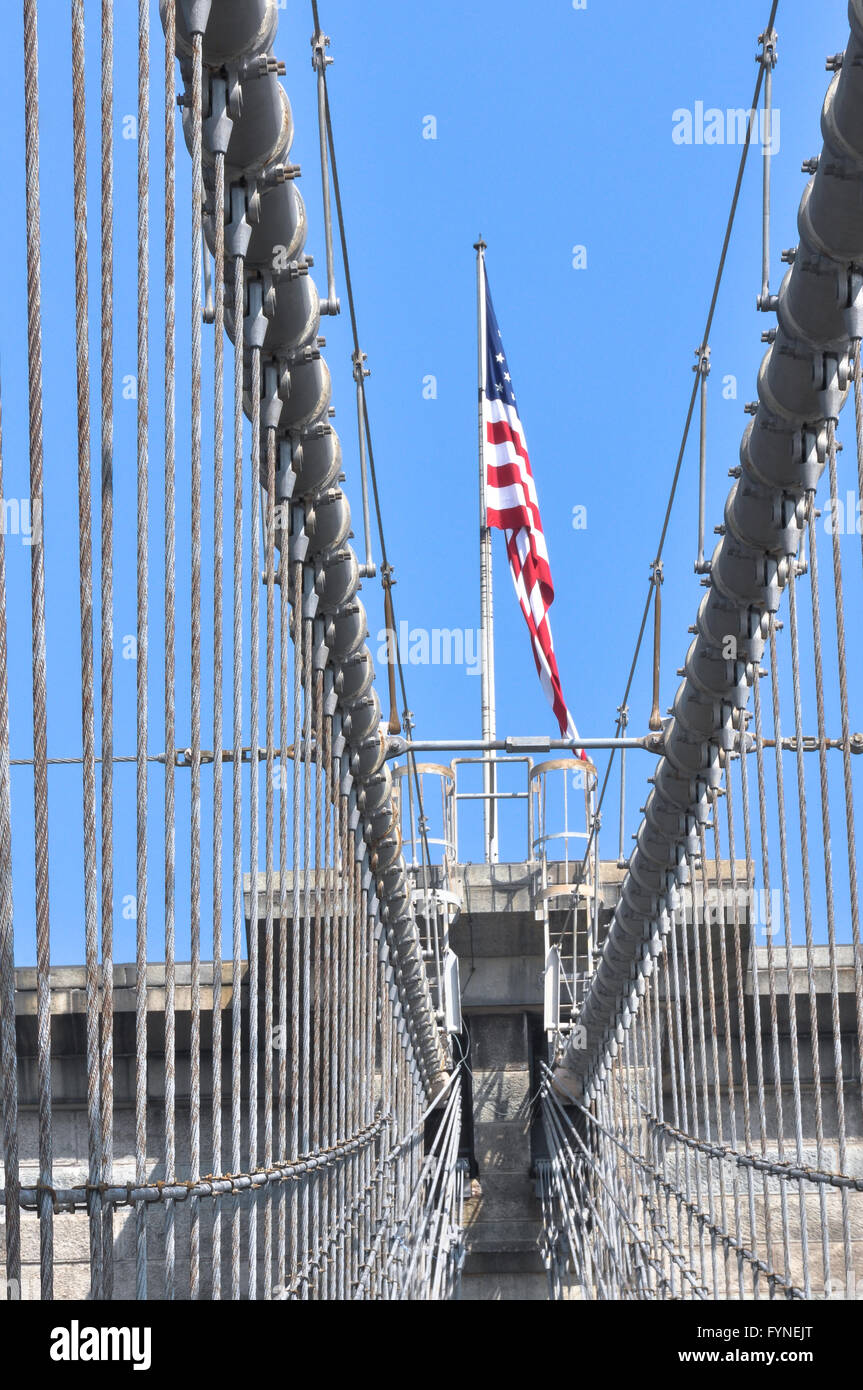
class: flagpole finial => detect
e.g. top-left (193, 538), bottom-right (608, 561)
top-left (474, 236), bottom-right (487, 253)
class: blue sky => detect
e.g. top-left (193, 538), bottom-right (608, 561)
top-left (0, 0), bottom-right (859, 964)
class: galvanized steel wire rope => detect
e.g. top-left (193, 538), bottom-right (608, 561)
top-left (0, 0), bottom-right (456, 1302)
top-left (9, 0), bottom-right (863, 1308)
top-left (542, 0), bottom-right (863, 1300)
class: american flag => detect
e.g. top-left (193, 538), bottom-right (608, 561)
top-left (483, 276), bottom-right (585, 758)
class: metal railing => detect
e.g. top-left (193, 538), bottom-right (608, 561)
top-left (392, 752), bottom-right (599, 1050)
top-left (393, 753), bottom-right (596, 872)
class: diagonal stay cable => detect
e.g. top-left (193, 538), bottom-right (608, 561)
top-left (310, 0), bottom-right (438, 886)
top-left (578, 0), bottom-right (780, 881)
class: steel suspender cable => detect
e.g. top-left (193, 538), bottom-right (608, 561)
top-left (71, 0), bottom-right (102, 1303)
top-left (248, 339), bottom-right (261, 1300)
top-left (23, 0), bottom-right (54, 1305)
top-left (135, 0), bottom-right (150, 1305)
top-left (100, 0), bottom-right (116, 1305)
top-left (290, 559), bottom-right (301, 1289)
top-left (264, 429), bottom-right (276, 1300)
top-left (163, 0), bottom-right (177, 1305)
top-left (189, 24), bottom-right (204, 1303)
top-left (230, 249), bottom-right (245, 1306)
top-left (3, 0), bottom-right (465, 1303)
top-left (211, 136), bottom-right (226, 1305)
top-left (277, 515), bottom-right (290, 1296)
top-left (0, 376), bottom-right (20, 1301)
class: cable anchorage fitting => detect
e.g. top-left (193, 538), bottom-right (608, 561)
top-left (648, 560), bottom-right (665, 733)
top-left (354, 349), bottom-right (376, 579)
top-left (311, 28), bottom-right (340, 316)
top-left (352, 348), bottom-right (370, 384)
top-left (755, 30), bottom-right (779, 313)
top-left (380, 563), bottom-right (401, 735)
top-left (311, 29), bottom-right (334, 73)
top-left (694, 345), bottom-right (711, 574)
top-left (756, 28), bottom-right (778, 70)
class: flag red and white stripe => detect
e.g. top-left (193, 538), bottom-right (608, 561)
top-left (483, 278), bottom-right (585, 757)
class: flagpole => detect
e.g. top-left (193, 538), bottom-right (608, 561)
top-left (475, 237), bottom-right (498, 864)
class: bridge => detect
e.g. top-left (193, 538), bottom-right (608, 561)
top-left (0, 0), bottom-right (862, 1304)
